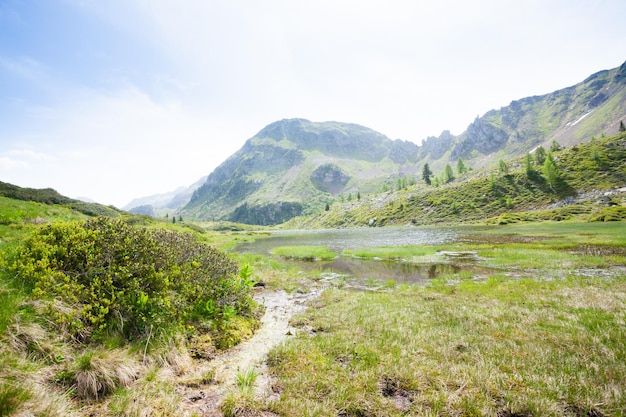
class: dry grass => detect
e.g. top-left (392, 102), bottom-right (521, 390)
top-left (106, 366), bottom-right (183, 417)
top-left (73, 349), bottom-right (141, 401)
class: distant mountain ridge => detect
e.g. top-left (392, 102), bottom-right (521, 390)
top-left (124, 176), bottom-right (207, 216)
top-left (129, 60), bottom-right (626, 225)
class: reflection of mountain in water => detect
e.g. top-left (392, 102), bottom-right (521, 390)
top-left (319, 258), bottom-right (463, 284)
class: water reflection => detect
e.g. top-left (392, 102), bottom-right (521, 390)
top-left (235, 227), bottom-right (483, 285)
top-left (317, 258), bottom-right (462, 285)
top-left (235, 226), bottom-right (460, 254)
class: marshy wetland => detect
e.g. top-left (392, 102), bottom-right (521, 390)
top-left (226, 221), bottom-right (626, 416)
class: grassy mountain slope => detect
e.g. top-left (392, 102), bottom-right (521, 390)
top-left (182, 119), bottom-right (420, 225)
top-left (0, 181), bottom-right (121, 218)
top-left (287, 131), bottom-right (626, 228)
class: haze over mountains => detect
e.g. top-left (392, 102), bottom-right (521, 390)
top-left (127, 60), bottom-right (626, 225)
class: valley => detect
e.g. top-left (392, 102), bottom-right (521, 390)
top-left (1, 61), bottom-right (626, 416)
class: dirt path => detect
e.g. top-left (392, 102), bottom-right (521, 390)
top-left (178, 288), bottom-right (320, 416)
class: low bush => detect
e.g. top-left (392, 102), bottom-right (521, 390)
top-left (7, 217), bottom-right (258, 343)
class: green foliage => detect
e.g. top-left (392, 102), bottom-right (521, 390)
top-left (498, 159), bottom-right (509, 174)
top-left (7, 217), bottom-right (256, 342)
top-left (272, 245), bottom-right (337, 261)
top-left (0, 181), bottom-right (120, 218)
top-left (534, 145), bottom-right (547, 165)
top-left (422, 163), bottom-right (433, 185)
top-left (302, 132), bottom-right (626, 228)
top-left (456, 158), bottom-right (467, 174)
top-left (0, 381), bottom-right (31, 416)
top-left (524, 152), bottom-right (534, 175)
top-left (542, 152), bottom-right (560, 189)
top-left (443, 163), bottom-right (455, 183)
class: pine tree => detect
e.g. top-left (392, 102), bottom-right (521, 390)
top-left (534, 146), bottom-right (546, 165)
top-left (444, 164), bottom-right (455, 183)
top-left (422, 164), bottom-right (433, 185)
top-left (498, 159), bottom-right (508, 174)
top-left (542, 152), bottom-right (559, 191)
top-left (456, 158), bottom-right (467, 174)
top-left (524, 153), bottom-right (533, 176)
top-left (325, 203), bottom-right (330, 211)
top-left (620, 120), bottom-right (625, 132)
top-left (550, 140), bottom-right (560, 152)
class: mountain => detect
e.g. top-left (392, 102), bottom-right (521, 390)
top-left (440, 60), bottom-right (626, 167)
top-left (167, 60), bottom-right (626, 225)
top-left (182, 119), bottom-right (420, 224)
top-left (124, 176), bottom-right (207, 216)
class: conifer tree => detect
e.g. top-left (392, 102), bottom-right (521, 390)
top-left (535, 146), bottom-right (547, 165)
top-left (457, 158), bottom-right (467, 174)
top-left (542, 152), bottom-right (559, 190)
top-left (444, 164), bottom-right (455, 183)
top-left (524, 153), bottom-right (533, 176)
top-left (422, 163), bottom-right (433, 185)
top-left (498, 159), bottom-right (508, 174)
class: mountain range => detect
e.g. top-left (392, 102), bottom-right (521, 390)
top-left (128, 60), bottom-right (626, 225)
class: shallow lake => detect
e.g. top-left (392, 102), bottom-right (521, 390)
top-left (235, 226), bottom-right (485, 285)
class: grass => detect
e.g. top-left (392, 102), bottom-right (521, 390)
top-left (2, 179), bottom-right (625, 416)
top-left (221, 368), bottom-right (263, 417)
top-left (272, 245), bottom-right (337, 261)
top-left (343, 245), bottom-right (440, 261)
top-left (267, 276), bottom-right (626, 416)
top-left (262, 221), bottom-right (626, 416)
top-left (295, 132), bottom-right (626, 228)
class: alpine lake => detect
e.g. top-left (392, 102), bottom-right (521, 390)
top-left (233, 222), bottom-right (626, 289)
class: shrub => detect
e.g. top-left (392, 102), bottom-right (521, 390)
top-left (8, 217), bottom-right (257, 342)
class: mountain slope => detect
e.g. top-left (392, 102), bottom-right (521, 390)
top-left (182, 119), bottom-right (420, 224)
top-left (0, 181), bottom-right (121, 218)
top-left (287, 131), bottom-right (626, 228)
top-left (443, 60), bottom-right (626, 168)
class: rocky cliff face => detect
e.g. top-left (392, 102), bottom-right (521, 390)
top-left (447, 60), bottom-right (626, 165)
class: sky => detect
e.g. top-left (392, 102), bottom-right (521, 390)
top-left (1, 0), bottom-right (625, 208)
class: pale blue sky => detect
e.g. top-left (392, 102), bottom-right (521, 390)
top-left (1, 0), bottom-right (625, 207)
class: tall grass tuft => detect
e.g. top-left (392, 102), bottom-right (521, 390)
top-left (72, 349), bottom-right (141, 400)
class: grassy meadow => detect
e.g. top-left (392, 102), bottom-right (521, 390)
top-left (251, 221), bottom-right (626, 416)
top-left (1, 184), bottom-right (625, 416)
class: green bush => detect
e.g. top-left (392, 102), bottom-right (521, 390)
top-left (8, 217), bottom-right (257, 342)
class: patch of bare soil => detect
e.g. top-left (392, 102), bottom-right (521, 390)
top-left (178, 288), bottom-right (320, 416)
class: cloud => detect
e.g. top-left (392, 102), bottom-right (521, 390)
top-left (0, 156), bottom-right (29, 171)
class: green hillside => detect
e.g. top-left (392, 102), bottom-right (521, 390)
top-left (287, 132), bottom-right (626, 228)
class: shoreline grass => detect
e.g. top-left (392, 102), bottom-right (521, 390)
top-left (272, 245), bottom-right (337, 261)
